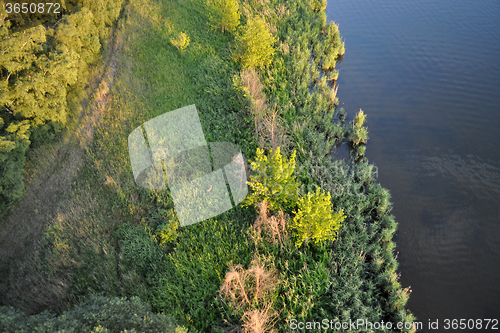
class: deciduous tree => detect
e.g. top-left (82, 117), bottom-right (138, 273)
top-left (243, 147), bottom-right (299, 211)
top-left (234, 16), bottom-right (276, 69)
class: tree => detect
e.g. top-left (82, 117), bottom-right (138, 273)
top-left (234, 16), bottom-right (276, 69)
top-left (243, 147), bottom-right (299, 211)
top-left (290, 187), bottom-right (345, 247)
top-left (55, 7), bottom-right (101, 64)
top-left (78, 0), bottom-right (123, 39)
top-left (0, 1), bottom-right (122, 211)
top-left (170, 32), bottom-right (190, 55)
top-left (207, 0), bottom-right (240, 33)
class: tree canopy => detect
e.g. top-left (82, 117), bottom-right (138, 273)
top-left (0, 0), bottom-right (123, 211)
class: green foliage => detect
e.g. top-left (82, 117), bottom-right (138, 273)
top-left (243, 147), bottom-right (299, 211)
top-left (55, 7), bottom-right (101, 64)
top-left (234, 16), bottom-right (276, 68)
top-left (0, 0), bottom-right (417, 331)
top-left (0, 121), bottom-right (31, 211)
top-left (207, 0), bottom-right (241, 33)
top-left (75, 0), bottom-right (123, 39)
top-left (317, 22), bottom-right (345, 71)
top-left (148, 214), bottom-right (254, 331)
top-left (0, 296), bottom-right (182, 333)
top-left (310, 0), bottom-right (327, 12)
top-left (155, 219), bottom-right (180, 246)
top-left (349, 109), bottom-right (368, 157)
top-left (290, 187), bottom-right (345, 247)
top-left (170, 32), bottom-right (190, 54)
top-left (118, 224), bottom-right (164, 277)
top-left (0, 0), bottom-right (122, 210)
top-left (350, 109), bottom-right (368, 145)
top-left (257, 0), bottom-right (415, 328)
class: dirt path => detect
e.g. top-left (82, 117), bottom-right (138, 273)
top-left (0, 5), bottom-right (127, 313)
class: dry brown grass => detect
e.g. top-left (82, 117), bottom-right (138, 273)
top-left (257, 106), bottom-right (289, 154)
top-left (239, 69), bottom-right (289, 153)
top-left (219, 255), bottom-right (280, 333)
top-left (241, 302), bottom-right (278, 333)
top-left (250, 201), bottom-right (288, 247)
top-left (330, 81), bottom-right (339, 104)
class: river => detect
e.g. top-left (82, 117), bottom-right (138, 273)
top-left (326, 0), bottom-right (500, 329)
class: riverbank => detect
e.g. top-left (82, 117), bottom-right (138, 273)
top-left (0, 0), bottom-right (415, 331)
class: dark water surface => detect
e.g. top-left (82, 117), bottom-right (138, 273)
top-left (326, 0), bottom-right (500, 328)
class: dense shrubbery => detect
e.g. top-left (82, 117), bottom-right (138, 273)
top-left (243, 147), bottom-right (299, 211)
top-left (349, 109), bottom-right (369, 157)
top-left (239, 0), bottom-right (416, 330)
top-left (0, 0), bottom-right (123, 211)
top-left (0, 295), bottom-right (185, 333)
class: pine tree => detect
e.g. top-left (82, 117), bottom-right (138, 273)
top-left (234, 16), bottom-right (276, 69)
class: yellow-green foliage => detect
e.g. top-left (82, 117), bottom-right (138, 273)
top-left (290, 187), bottom-right (345, 247)
top-left (354, 108), bottom-right (367, 128)
top-left (155, 220), bottom-right (179, 246)
top-left (170, 32), bottom-right (190, 53)
top-left (0, 0), bottom-right (121, 210)
top-left (207, 0), bottom-right (241, 33)
top-left (243, 147), bottom-right (299, 211)
top-left (234, 16), bottom-right (276, 68)
top-left (350, 109), bottom-right (368, 149)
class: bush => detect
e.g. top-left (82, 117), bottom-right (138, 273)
top-left (243, 147), bottom-right (299, 211)
top-left (0, 0), bottom-right (123, 210)
top-left (234, 16), bottom-right (276, 69)
top-left (118, 224), bottom-right (164, 277)
top-left (0, 296), bottom-right (183, 333)
top-left (0, 120), bottom-right (31, 212)
top-left (170, 32), bottom-right (190, 54)
top-left (290, 187), bottom-right (345, 247)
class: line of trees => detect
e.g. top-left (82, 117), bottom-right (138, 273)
top-left (0, 0), bottom-right (123, 212)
